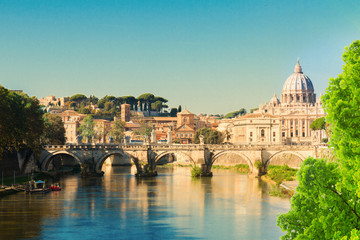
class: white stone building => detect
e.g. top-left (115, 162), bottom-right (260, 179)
top-left (225, 59), bottom-right (326, 145)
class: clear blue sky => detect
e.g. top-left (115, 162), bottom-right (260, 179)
top-left (1, 0), bottom-right (359, 114)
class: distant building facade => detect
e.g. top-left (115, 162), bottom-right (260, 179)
top-left (224, 60), bottom-right (326, 145)
top-left (39, 95), bottom-right (69, 107)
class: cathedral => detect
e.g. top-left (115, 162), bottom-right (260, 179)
top-left (226, 60), bottom-right (326, 145)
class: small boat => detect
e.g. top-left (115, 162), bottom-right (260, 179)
top-left (50, 183), bottom-right (61, 191)
top-left (26, 180), bottom-right (50, 194)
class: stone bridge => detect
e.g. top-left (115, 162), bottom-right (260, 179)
top-left (39, 144), bottom-right (331, 176)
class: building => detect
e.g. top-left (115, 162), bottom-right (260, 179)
top-left (56, 110), bottom-right (86, 143)
top-left (39, 95), bottom-right (69, 107)
top-left (225, 59), bottom-right (326, 145)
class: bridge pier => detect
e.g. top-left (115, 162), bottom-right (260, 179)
top-left (135, 147), bottom-right (158, 178)
top-left (80, 158), bottom-right (104, 177)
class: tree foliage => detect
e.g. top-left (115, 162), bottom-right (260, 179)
top-left (78, 115), bottom-right (95, 143)
top-left (223, 108), bottom-right (247, 119)
top-left (110, 119), bottom-right (125, 143)
top-left (41, 113), bottom-right (66, 145)
top-left (0, 86), bottom-right (44, 156)
top-left (310, 117), bottom-right (326, 130)
top-left (193, 128), bottom-right (224, 144)
top-left (134, 121), bottom-right (152, 137)
top-left (278, 40), bottom-right (360, 239)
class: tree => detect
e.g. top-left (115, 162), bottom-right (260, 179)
top-left (137, 93), bottom-right (155, 115)
top-left (134, 121), bottom-right (152, 138)
top-left (223, 108), bottom-right (247, 119)
top-left (70, 94), bottom-right (87, 108)
top-left (278, 158), bottom-right (360, 240)
top-left (170, 108), bottom-right (178, 117)
top-left (310, 117), bottom-right (326, 130)
top-left (41, 113), bottom-right (66, 145)
top-left (193, 128), bottom-right (224, 144)
top-left (250, 107), bottom-right (259, 113)
top-left (122, 96), bottom-right (137, 110)
top-left (98, 95), bottom-right (116, 109)
top-left (78, 115), bottom-right (95, 143)
top-left (0, 86), bottom-right (44, 157)
top-left (178, 105), bottom-right (182, 113)
top-left (89, 95), bottom-right (99, 105)
top-left (278, 40), bottom-right (360, 239)
top-left (109, 119), bottom-right (125, 143)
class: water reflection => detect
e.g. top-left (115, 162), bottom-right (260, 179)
top-left (0, 166), bottom-right (290, 239)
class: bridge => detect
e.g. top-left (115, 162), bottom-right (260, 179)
top-left (38, 144), bottom-right (331, 177)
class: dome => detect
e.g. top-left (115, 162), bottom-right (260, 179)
top-left (269, 93), bottom-right (280, 105)
top-left (282, 59), bottom-right (314, 93)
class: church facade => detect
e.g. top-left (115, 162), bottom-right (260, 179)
top-left (226, 60), bottom-right (326, 145)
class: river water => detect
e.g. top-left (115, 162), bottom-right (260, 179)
top-left (0, 166), bottom-right (290, 239)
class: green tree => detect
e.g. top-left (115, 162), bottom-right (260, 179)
top-left (110, 119), bottom-right (125, 143)
top-left (122, 96), bottom-right (137, 110)
top-left (223, 108), bottom-right (247, 119)
top-left (89, 95), bottom-right (99, 105)
top-left (41, 113), bottom-right (66, 145)
top-left (134, 121), bottom-right (152, 138)
top-left (78, 115), bottom-right (95, 143)
top-left (178, 105), bottom-right (182, 113)
top-left (193, 128), bottom-right (224, 144)
top-left (250, 107), bottom-right (259, 113)
top-left (70, 94), bottom-right (87, 108)
top-left (137, 93), bottom-right (155, 115)
top-left (278, 40), bottom-right (360, 239)
top-left (170, 108), bottom-right (178, 117)
top-left (0, 86), bottom-right (44, 157)
top-left (310, 117), bottom-right (326, 130)
top-left (278, 158), bottom-right (360, 239)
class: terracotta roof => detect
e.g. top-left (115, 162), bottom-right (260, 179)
top-left (153, 117), bottom-right (177, 121)
top-left (178, 109), bottom-right (193, 115)
top-left (57, 110), bottom-right (86, 117)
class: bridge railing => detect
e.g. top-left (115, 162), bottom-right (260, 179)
top-left (43, 143), bottom-right (317, 151)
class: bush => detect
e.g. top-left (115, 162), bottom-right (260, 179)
top-left (191, 165), bottom-right (202, 177)
top-left (267, 164), bottom-right (297, 185)
top-left (254, 160), bottom-right (263, 170)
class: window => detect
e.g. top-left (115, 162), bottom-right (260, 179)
top-left (261, 129), bottom-right (265, 137)
top-left (250, 120), bottom-right (252, 123)
top-left (250, 132), bottom-right (253, 137)
top-left (181, 134), bottom-right (183, 137)
top-left (296, 130), bottom-right (298, 136)
top-left (282, 120), bottom-right (284, 125)
top-left (282, 132), bottom-right (285, 137)
top-left (273, 120), bottom-right (275, 123)
top-left (190, 134), bottom-right (193, 137)
top-left (302, 132), bottom-right (305, 137)
top-left (273, 138), bottom-right (275, 142)
top-left (176, 134), bottom-right (179, 137)
top-left (273, 132), bottom-right (275, 137)
top-left (185, 134), bottom-right (188, 137)
top-left (291, 132), bottom-right (293, 137)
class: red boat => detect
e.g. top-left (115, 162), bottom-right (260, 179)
top-left (50, 183), bottom-right (61, 191)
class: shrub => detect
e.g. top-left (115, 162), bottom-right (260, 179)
top-left (254, 160), bottom-right (263, 170)
top-left (191, 165), bottom-right (202, 177)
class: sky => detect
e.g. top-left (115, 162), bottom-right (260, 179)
top-left (0, 0), bottom-right (359, 114)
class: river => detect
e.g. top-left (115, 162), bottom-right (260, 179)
top-left (0, 166), bottom-right (290, 239)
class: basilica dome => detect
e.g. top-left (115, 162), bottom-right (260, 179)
top-left (281, 59), bottom-right (316, 104)
top-left (282, 60), bottom-right (314, 93)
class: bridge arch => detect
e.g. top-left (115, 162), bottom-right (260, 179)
top-left (265, 151), bottom-right (306, 170)
top-left (154, 151), bottom-right (195, 164)
top-left (41, 151), bottom-right (82, 171)
top-left (211, 151), bottom-right (253, 172)
top-left (96, 151), bottom-right (137, 172)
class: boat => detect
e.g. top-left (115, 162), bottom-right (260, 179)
top-left (26, 180), bottom-right (50, 194)
top-left (50, 183), bottom-right (61, 191)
